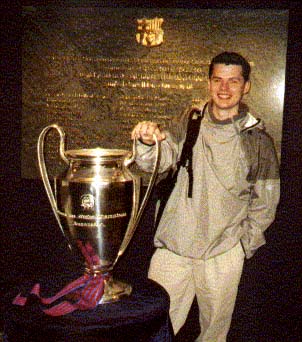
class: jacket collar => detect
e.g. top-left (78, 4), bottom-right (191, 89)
top-left (206, 101), bottom-right (263, 132)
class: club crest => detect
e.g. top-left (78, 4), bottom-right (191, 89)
top-left (136, 17), bottom-right (164, 47)
top-left (80, 194), bottom-right (95, 211)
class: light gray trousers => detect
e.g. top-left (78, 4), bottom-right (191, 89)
top-left (148, 242), bottom-right (245, 342)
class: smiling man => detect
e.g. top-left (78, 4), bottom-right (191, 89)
top-left (208, 59), bottom-right (251, 119)
top-left (131, 52), bottom-right (280, 342)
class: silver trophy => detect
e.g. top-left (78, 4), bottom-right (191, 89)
top-left (37, 124), bottom-right (160, 304)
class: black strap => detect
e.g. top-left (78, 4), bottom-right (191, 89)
top-left (178, 103), bottom-right (206, 197)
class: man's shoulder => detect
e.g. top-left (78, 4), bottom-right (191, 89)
top-left (166, 106), bottom-right (197, 140)
top-left (249, 126), bottom-right (275, 145)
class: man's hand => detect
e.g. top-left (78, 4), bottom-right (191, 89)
top-left (131, 121), bottom-right (166, 145)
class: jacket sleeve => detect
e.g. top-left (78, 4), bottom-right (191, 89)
top-left (240, 132), bottom-right (280, 258)
top-left (134, 107), bottom-right (191, 174)
top-left (135, 135), bottom-right (179, 174)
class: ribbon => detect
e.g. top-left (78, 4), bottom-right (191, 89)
top-left (13, 241), bottom-right (108, 316)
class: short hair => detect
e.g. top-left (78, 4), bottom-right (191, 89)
top-left (209, 52), bottom-right (251, 82)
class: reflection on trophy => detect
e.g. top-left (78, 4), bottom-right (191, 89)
top-left (37, 124), bottom-right (160, 304)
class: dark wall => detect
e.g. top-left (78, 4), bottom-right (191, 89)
top-left (1, 1), bottom-right (302, 341)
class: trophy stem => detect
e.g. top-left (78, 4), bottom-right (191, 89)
top-left (84, 267), bottom-right (132, 304)
top-left (99, 274), bottom-right (132, 304)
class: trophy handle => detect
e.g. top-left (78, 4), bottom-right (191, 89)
top-left (115, 135), bottom-right (161, 264)
top-left (37, 124), bottom-right (70, 245)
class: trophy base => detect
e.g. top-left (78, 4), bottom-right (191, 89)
top-left (98, 276), bottom-right (132, 304)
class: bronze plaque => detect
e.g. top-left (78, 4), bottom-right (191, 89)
top-left (22, 7), bottom-right (288, 178)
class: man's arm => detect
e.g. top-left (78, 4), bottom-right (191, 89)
top-left (240, 132), bottom-right (280, 258)
top-left (131, 107), bottom-right (193, 174)
top-left (134, 130), bottom-right (180, 174)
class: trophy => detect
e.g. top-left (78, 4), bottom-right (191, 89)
top-left (37, 124), bottom-right (160, 304)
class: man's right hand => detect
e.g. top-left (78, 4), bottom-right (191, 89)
top-left (131, 121), bottom-right (166, 145)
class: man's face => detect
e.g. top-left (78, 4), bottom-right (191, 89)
top-left (208, 63), bottom-right (250, 115)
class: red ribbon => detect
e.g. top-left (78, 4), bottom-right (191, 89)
top-left (13, 241), bottom-right (108, 316)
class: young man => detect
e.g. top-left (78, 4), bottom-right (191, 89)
top-left (131, 52), bottom-right (280, 342)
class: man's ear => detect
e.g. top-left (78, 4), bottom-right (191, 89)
top-left (244, 80), bottom-right (251, 94)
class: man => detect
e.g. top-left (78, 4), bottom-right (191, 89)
top-left (131, 52), bottom-right (280, 342)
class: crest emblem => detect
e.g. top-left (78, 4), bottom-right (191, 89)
top-left (80, 194), bottom-right (95, 211)
top-left (136, 17), bottom-right (164, 47)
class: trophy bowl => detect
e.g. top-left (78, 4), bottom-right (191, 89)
top-left (37, 124), bottom-right (160, 304)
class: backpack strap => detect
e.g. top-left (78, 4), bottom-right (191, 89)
top-left (179, 103), bottom-right (206, 197)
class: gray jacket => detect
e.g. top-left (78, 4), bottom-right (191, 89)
top-left (135, 104), bottom-right (280, 259)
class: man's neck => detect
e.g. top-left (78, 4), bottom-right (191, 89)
top-left (208, 102), bottom-right (247, 124)
top-left (212, 107), bottom-right (239, 121)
